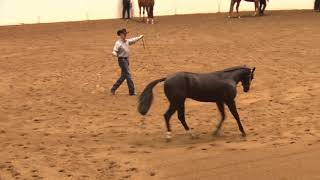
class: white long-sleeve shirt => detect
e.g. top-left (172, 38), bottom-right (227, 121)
top-left (112, 36), bottom-right (143, 58)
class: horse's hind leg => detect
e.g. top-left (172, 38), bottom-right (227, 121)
top-left (229, 0), bottom-right (236, 18)
top-left (177, 102), bottom-right (194, 138)
top-left (236, 1), bottom-right (241, 18)
top-left (164, 103), bottom-right (176, 140)
top-left (143, 7), bottom-right (146, 22)
top-left (226, 100), bottom-right (246, 137)
top-left (213, 102), bottom-right (226, 136)
top-left (254, 1), bottom-right (258, 16)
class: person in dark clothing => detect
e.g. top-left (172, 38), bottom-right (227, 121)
top-left (123, 0), bottom-right (131, 19)
top-left (259, 0), bottom-right (269, 16)
top-left (315, 0), bottom-right (320, 11)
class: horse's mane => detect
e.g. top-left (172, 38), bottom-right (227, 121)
top-left (222, 65), bottom-right (249, 72)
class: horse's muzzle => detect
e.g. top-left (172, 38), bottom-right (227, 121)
top-left (243, 86), bottom-right (250, 92)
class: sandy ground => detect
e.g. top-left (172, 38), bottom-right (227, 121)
top-left (0, 10), bottom-right (320, 180)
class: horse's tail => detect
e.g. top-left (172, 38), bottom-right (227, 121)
top-left (138, 78), bottom-right (166, 115)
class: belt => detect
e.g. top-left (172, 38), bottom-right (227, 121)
top-left (118, 57), bottom-right (128, 59)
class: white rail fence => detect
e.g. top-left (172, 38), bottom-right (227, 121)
top-left (0, 0), bottom-right (315, 26)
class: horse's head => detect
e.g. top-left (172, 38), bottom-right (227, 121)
top-left (241, 67), bottom-right (256, 92)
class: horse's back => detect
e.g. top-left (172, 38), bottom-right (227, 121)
top-left (139, 0), bottom-right (154, 6)
top-left (164, 72), bottom-right (189, 89)
top-left (165, 72), bottom-right (226, 88)
top-left (163, 72), bottom-right (192, 100)
top-left (138, 0), bottom-right (146, 6)
top-left (145, 0), bottom-right (154, 6)
top-left (164, 72), bottom-right (237, 102)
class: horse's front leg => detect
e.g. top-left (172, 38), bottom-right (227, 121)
top-left (150, 6), bottom-right (154, 24)
top-left (213, 102), bottom-right (225, 136)
top-left (146, 7), bottom-right (150, 24)
top-left (226, 100), bottom-right (246, 137)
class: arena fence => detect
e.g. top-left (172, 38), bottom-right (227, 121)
top-left (0, 0), bottom-right (315, 26)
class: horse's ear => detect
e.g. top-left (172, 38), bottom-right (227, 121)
top-left (252, 67), bottom-right (256, 73)
top-left (251, 67), bottom-right (256, 80)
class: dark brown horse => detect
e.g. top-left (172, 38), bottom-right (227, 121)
top-left (138, 0), bottom-right (155, 24)
top-left (229, 0), bottom-right (260, 18)
top-left (138, 66), bottom-right (256, 140)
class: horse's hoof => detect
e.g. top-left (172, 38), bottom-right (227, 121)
top-left (238, 16), bottom-right (241, 19)
top-left (212, 131), bottom-right (219, 137)
top-left (187, 130), bottom-right (194, 138)
top-left (191, 135), bottom-right (199, 140)
top-left (189, 133), bottom-right (198, 139)
top-left (241, 133), bottom-right (247, 137)
top-left (228, 15), bottom-right (231, 18)
top-left (166, 132), bottom-right (172, 140)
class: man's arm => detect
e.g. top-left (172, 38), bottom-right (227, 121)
top-left (112, 41), bottom-right (120, 57)
top-left (128, 35), bottom-right (144, 45)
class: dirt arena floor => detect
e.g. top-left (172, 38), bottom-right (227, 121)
top-left (0, 10), bottom-right (320, 180)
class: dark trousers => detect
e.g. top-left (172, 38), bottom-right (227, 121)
top-left (111, 57), bottom-right (135, 94)
top-left (123, 1), bottom-right (131, 19)
top-left (259, 0), bottom-right (267, 15)
top-left (315, 0), bottom-right (320, 11)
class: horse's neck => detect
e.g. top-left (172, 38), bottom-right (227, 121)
top-left (226, 70), bottom-right (246, 84)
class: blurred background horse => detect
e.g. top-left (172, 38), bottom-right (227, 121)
top-left (229, 0), bottom-right (260, 18)
top-left (138, 0), bottom-right (155, 24)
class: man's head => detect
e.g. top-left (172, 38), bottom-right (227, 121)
top-left (117, 28), bottom-right (128, 40)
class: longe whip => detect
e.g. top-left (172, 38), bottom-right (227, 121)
top-left (140, 37), bottom-right (157, 72)
top-left (142, 37), bottom-right (146, 49)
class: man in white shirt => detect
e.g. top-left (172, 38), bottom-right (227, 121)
top-left (111, 29), bottom-right (144, 96)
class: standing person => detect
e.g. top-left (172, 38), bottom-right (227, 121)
top-left (259, 0), bottom-right (269, 16)
top-left (130, 0), bottom-right (134, 18)
top-left (123, 0), bottom-right (131, 19)
top-left (315, 0), bottom-right (320, 11)
top-left (111, 29), bottom-right (144, 96)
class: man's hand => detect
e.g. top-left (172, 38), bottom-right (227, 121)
top-left (112, 51), bottom-right (117, 57)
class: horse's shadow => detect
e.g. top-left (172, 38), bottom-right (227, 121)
top-left (129, 131), bottom-right (247, 149)
top-left (129, 18), bottom-right (145, 23)
top-left (229, 14), bottom-right (271, 19)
